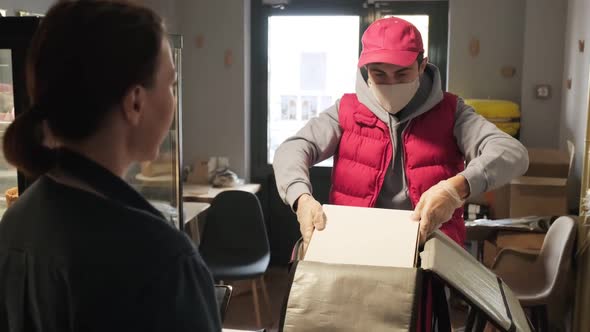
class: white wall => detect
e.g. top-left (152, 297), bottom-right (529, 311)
top-left (449, 0), bottom-right (569, 151)
top-left (177, 0), bottom-right (250, 179)
top-left (0, 0), bottom-right (53, 16)
top-left (560, 0), bottom-right (590, 210)
top-left (142, 0), bottom-right (251, 179)
top-left (519, 0), bottom-right (567, 149)
top-left (448, 0), bottom-right (526, 103)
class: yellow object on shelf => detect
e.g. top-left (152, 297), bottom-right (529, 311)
top-left (464, 99), bottom-right (520, 118)
top-left (464, 99), bottom-right (521, 137)
top-left (494, 122), bottom-right (520, 137)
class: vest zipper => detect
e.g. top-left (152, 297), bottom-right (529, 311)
top-left (389, 116), bottom-right (396, 171)
top-left (400, 119), bottom-right (413, 207)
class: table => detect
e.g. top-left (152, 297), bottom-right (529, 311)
top-left (183, 183), bottom-right (261, 203)
top-left (183, 201), bottom-right (210, 241)
top-left (135, 173), bottom-right (173, 183)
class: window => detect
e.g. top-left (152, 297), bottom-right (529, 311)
top-left (267, 16), bottom-right (360, 166)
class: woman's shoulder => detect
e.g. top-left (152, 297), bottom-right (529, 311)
top-left (0, 176), bottom-right (194, 258)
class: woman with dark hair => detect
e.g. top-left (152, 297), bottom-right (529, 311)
top-left (0, 1), bottom-right (221, 330)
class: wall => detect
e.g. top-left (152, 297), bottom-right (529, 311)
top-left (140, 0), bottom-right (180, 34)
top-left (448, 0), bottom-right (568, 149)
top-left (0, 0), bottom-right (52, 16)
top-left (560, 0), bottom-right (590, 211)
top-left (519, 0), bottom-right (567, 149)
top-left (447, 0), bottom-right (526, 103)
top-left (561, 4), bottom-right (590, 330)
top-left (143, 0), bottom-right (251, 179)
top-left (177, 0), bottom-right (250, 179)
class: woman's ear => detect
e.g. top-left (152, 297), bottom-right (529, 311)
top-left (121, 85), bottom-right (145, 126)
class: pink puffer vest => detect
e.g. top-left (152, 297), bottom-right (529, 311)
top-left (329, 93), bottom-right (465, 245)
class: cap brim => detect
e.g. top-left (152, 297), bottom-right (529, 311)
top-left (358, 49), bottom-right (420, 68)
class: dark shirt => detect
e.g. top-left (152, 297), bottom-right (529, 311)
top-left (0, 150), bottom-right (221, 331)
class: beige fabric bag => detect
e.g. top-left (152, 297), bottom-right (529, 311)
top-left (282, 260), bottom-right (421, 332)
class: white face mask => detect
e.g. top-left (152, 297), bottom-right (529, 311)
top-left (368, 77), bottom-right (420, 114)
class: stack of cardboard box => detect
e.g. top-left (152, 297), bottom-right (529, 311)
top-left (474, 147), bottom-right (572, 267)
top-left (489, 147), bottom-right (571, 219)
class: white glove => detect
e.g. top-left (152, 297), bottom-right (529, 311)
top-left (411, 180), bottom-right (464, 244)
top-left (295, 194), bottom-right (326, 254)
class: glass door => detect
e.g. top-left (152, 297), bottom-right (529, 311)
top-left (251, 1), bottom-right (449, 264)
top-left (251, 0), bottom-right (367, 265)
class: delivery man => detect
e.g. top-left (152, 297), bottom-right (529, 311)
top-left (273, 17), bottom-right (529, 251)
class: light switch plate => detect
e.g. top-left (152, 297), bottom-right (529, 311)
top-left (535, 84), bottom-right (551, 99)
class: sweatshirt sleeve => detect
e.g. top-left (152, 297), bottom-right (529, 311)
top-left (273, 101), bottom-right (342, 208)
top-left (454, 97), bottom-right (529, 197)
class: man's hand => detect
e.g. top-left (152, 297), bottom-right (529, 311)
top-left (295, 194), bottom-right (326, 254)
top-left (411, 177), bottom-right (467, 244)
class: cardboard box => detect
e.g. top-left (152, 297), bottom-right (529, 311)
top-left (491, 176), bottom-right (568, 219)
top-left (187, 160), bottom-right (210, 184)
top-left (304, 206), bottom-right (419, 268)
top-left (524, 148), bottom-right (570, 178)
top-left (489, 148), bottom-right (570, 219)
top-left (282, 205), bottom-right (531, 332)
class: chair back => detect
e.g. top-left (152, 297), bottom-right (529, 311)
top-left (199, 191), bottom-right (270, 279)
top-left (539, 216), bottom-right (577, 296)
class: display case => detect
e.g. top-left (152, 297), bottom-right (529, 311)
top-left (0, 49), bottom-right (18, 217)
top-left (125, 34), bottom-right (184, 230)
top-left (0, 17), bottom-right (40, 218)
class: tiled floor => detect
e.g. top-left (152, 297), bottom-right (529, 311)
top-left (221, 267), bottom-right (470, 332)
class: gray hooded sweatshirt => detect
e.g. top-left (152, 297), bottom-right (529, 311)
top-left (273, 64), bottom-right (529, 210)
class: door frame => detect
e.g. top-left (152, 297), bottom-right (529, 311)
top-left (250, 0), bottom-right (449, 265)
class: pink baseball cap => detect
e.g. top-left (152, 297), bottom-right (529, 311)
top-left (358, 17), bottom-right (424, 68)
